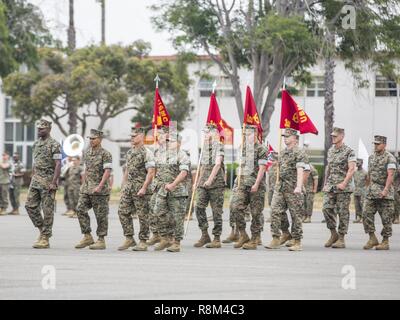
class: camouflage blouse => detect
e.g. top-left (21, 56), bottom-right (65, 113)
top-left (237, 142), bottom-right (268, 188)
top-left (199, 140), bottom-right (225, 189)
top-left (325, 144), bottom-right (356, 193)
top-left (81, 147), bottom-right (113, 195)
top-left (367, 150), bottom-right (397, 200)
top-left (125, 146), bottom-right (155, 195)
top-left (276, 146), bottom-right (308, 193)
top-left (353, 168), bottom-right (368, 196)
top-left (153, 145), bottom-right (190, 197)
top-left (31, 137), bottom-right (62, 189)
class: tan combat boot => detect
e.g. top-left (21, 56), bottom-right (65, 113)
top-left (265, 236), bottom-right (281, 249)
top-left (69, 211), bottom-right (78, 219)
top-left (233, 229), bottom-right (250, 248)
top-left (242, 234), bottom-right (258, 250)
top-left (393, 218), bottom-right (399, 224)
top-left (279, 232), bottom-right (292, 245)
top-left (147, 234), bottom-right (161, 246)
top-left (118, 236), bottom-right (136, 251)
top-left (375, 237), bottom-right (389, 250)
top-left (363, 233), bottom-right (379, 250)
top-left (75, 233), bottom-right (95, 249)
top-left (222, 228), bottom-right (239, 243)
top-left (285, 239), bottom-right (296, 247)
top-left (167, 240), bottom-right (181, 252)
top-left (33, 236), bottom-right (50, 249)
top-left (193, 230), bottom-right (211, 248)
top-left (154, 236), bottom-right (172, 251)
top-left (66, 210), bottom-right (75, 217)
top-left (132, 240), bottom-right (148, 251)
top-left (288, 239), bottom-right (302, 251)
top-left (206, 236), bottom-right (221, 248)
top-left (303, 216), bottom-right (311, 223)
top-left (256, 234), bottom-right (262, 246)
top-left (332, 234), bottom-right (346, 249)
top-left (89, 237), bottom-right (106, 250)
top-left (324, 229), bottom-right (339, 248)
top-left (0, 209), bottom-right (6, 216)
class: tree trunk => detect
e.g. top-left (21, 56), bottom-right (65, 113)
top-left (323, 32), bottom-right (336, 171)
top-left (67, 0), bottom-right (75, 51)
top-left (101, 0), bottom-right (105, 45)
top-left (67, 0), bottom-right (77, 135)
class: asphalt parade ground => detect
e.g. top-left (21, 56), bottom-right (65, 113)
top-left (0, 205), bottom-right (399, 300)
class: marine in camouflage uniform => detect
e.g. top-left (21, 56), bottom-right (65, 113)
top-left (0, 152), bottom-right (11, 215)
top-left (8, 152), bottom-right (25, 215)
top-left (362, 135), bottom-right (397, 250)
top-left (75, 129), bottom-right (112, 250)
top-left (25, 119), bottom-right (62, 249)
top-left (322, 127), bottom-right (356, 249)
top-left (230, 125), bottom-right (268, 250)
top-left (353, 159), bottom-right (368, 223)
top-left (194, 124), bottom-right (225, 249)
top-left (393, 155), bottom-right (400, 224)
top-left (152, 129), bottom-right (190, 252)
top-left (118, 127), bottom-right (155, 252)
top-left (303, 163), bottom-right (318, 223)
top-left (65, 157), bottom-right (83, 217)
top-left (266, 128), bottom-right (308, 251)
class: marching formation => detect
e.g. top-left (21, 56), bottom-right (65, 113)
top-left (1, 84), bottom-right (399, 253)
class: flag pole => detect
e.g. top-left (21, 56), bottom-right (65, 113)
top-left (153, 74), bottom-right (161, 144)
top-left (184, 80), bottom-right (218, 236)
top-left (276, 78), bottom-right (286, 184)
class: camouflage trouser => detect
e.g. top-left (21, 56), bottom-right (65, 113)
top-left (9, 184), bottom-right (21, 210)
top-left (231, 185), bottom-right (265, 236)
top-left (354, 195), bottom-right (364, 220)
top-left (227, 194), bottom-right (235, 228)
top-left (153, 192), bottom-right (187, 241)
top-left (76, 194), bottom-right (109, 237)
top-left (195, 187), bottom-right (224, 236)
top-left (149, 192), bottom-right (158, 235)
top-left (186, 184), bottom-right (194, 216)
top-left (394, 191), bottom-right (400, 221)
top-left (0, 184), bottom-right (9, 210)
top-left (118, 188), bottom-right (150, 240)
top-left (25, 187), bottom-right (56, 237)
top-left (67, 185), bottom-right (80, 212)
top-left (362, 198), bottom-right (393, 238)
top-left (322, 192), bottom-right (351, 235)
top-left (271, 191), bottom-right (304, 240)
top-left (304, 192), bottom-right (315, 217)
top-left (63, 182), bottom-right (72, 211)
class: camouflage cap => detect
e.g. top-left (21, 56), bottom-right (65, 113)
top-left (204, 123), bottom-right (219, 132)
top-left (36, 118), bottom-right (52, 129)
top-left (156, 126), bottom-right (169, 134)
top-left (331, 127), bottom-right (345, 136)
top-left (130, 127), bottom-right (145, 137)
top-left (87, 129), bottom-right (104, 139)
top-left (282, 128), bottom-right (299, 137)
top-left (373, 135), bottom-right (387, 144)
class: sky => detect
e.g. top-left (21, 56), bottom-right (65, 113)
top-left (28, 0), bottom-right (177, 55)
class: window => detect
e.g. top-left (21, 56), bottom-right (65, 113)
top-left (199, 76), bottom-right (235, 97)
top-left (119, 146), bottom-right (130, 167)
top-left (306, 76), bottom-right (325, 97)
top-left (3, 121), bottom-right (36, 169)
top-left (5, 97), bottom-right (13, 118)
top-left (375, 75), bottom-right (398, 97)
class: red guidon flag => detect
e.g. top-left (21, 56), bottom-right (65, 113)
top-left (152, 88), bottom-right (170, 128)
top-left (206, 92), bottom-right (233, 144)
top-left (280, 89), bottom-right (318, 135)
top-left (244, 86), bottom-right (263, 141)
